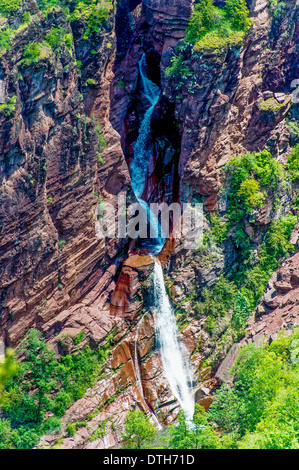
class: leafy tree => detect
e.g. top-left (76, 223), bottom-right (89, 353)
top-left (0, 0), bottom-right (21, 14)
top-left (287, 145), bottom-right (299, 181)
top-left (168, 405), bottom-right (222, 449)
top-left (224, 0), bottom-right (251, 31)
top-left (121, 410), bottom-right (157, 449)
top-left (237, 178), bottom-right (265, 212)
top-left (17, 329), bottom-right (58, 417)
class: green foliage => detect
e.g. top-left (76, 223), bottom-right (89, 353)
top-left (0, 95), bottom-right (17, 116)
top-left (74, 330), bottom-right (86, 345)
top-left (207, 329), bottom-right (299, 448)
top-left (185, 0), bottom-right (251, 52)
top-left (287, 120), bottom-right (299, 142)
top-left (231, 291), bottom-right (251, 330)
top-left (66, 422), bottom-right (76, 437)
top-left (287, 145), bottom-right (299, 181)
top-left (22, 42), bottom-right (44, 64)
top-left (42, 416), bottom-right (61, 434)
top-left (237, 178), bottom-right (265, 212)
top-left (166, 0), bottom-right (252, 77)
top-left (0, 349), bottom-right (17, 402)
top-left (165, 51), bottom-right (191, 79)
top-left (70, 0), bottom-right (112, 37)
top-left (194, 275), bottom-right (251, 335)
top-left (195, 275), bottom-right (237, 319)
top-left (0, 27), bottom-right (14, 51)
top-left (208, 213), bottom-right (229, 244)
top-left (121, 410), bottom-right (157, 449)
top-left (22, 11), bottom-right (31, 23)
top-left (90, 419), bottom-right (107, 442)
top-left (168, 405), bottom-right (222, 449)
top-left (0, 0), bottom-right (21, 14)
top-left (95, 124), bottom-right (107, 151)
top-left (224, 149), bottom-right (286, 252)
top-left (45, 27), bottom-right (73, 51)
top-left (0, 328), bottom-right (112, 448)
top-left (224, 0), bottom-right (252, 31)
top-left (86, 78), bottom-right (96, 85)
top-left (270, 0), bottom-right (286, 21)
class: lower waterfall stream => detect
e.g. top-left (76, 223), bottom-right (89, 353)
top-left (129, 53), bottom-right (195, 422)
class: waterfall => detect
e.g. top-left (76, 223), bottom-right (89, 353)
top-left (153, 261), bottom-right (195, 421)
top-left (130, 53), bottom-right (195, 423)
top-left (129, 53), bottom-right (164, 251)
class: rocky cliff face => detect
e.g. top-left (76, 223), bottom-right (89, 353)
top-left (1, 0), bottom-right (299, 450)
top-left (0, 1), bottom-right (130, 346)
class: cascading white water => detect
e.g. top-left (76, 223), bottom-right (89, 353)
top-left (130, 54), bottom-right (160, 201)
top-left (130, 53), bottom-right (195, 423)
top-left (153, 261), bottom-right (195, 421)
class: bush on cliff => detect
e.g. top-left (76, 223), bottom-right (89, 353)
top-left (0, 329), bottom-right (112, 448)
top-left (121, 410), bottom-right (157, 449)
top-left (207, 329), bottom-right (299, 448)
top-left (185, 0), bottom-right (251, 53)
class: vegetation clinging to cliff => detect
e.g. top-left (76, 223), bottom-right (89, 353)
top-left (192, 147), bottom-right (298, 359)
top-left (0, 329), bottom-right (113, 448)
top-left (0, 0), bottom-right (21, 14)
top-left (208, 328), bottom-right (299, 448)
top-left (165, 0), bottom-right (252, 78)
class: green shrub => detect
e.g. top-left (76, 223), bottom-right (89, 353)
top-left (209, 213), bottom-right (229, 244)
top-left (45, 27), bottom-right (73, 51)
top-left (168, 405), bottom-right (222, 449)
top-left (74, 330), bottom-right (86, 345)
top-left (90, 420), bottom-right (107, 442)
top-left (66, 423), bottom-right (76, 437)
top-left (0, 96), bottom-right (17, 116)
top-left (70, 0), bottom-right (112, 37)
top-left (224, 0), bottom-right (252, 31)
top-left (22, 42), bottom-right (43, 64)
top-left (41, 416), bottom-right (61, 434)
top-left (0, 328), bottom-right (112, 448)
top-left (207, 329), bottom-right (299, 448)
top-left (0, 27), bottom-right (13, 52)
top-left (237, 178), bottom-right (265, 212)
top-left (186, 0), bottom-right (251, 52)
top-left (0, 0), bottom-right (21, 14)
top-left (287, 145), bottom-right (299, 181)
top-left (86, 78), bottom-right (96, 85)
top-left (195, 275), bottom-right (237, 319)
top-left (166, 0), bottom-right (252, 77)
top-left (121, 410), bottom-right (157, 449)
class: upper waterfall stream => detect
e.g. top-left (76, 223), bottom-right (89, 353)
top-left (130, 53), bottom-right (195, 421)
